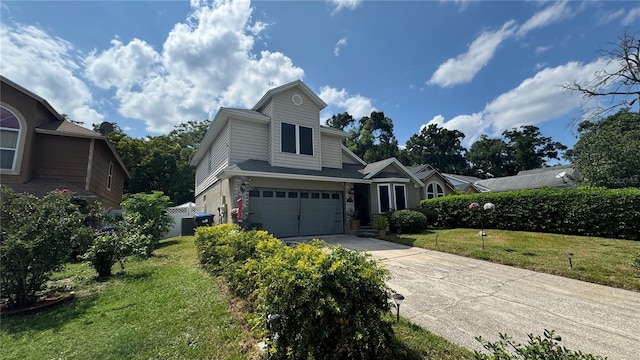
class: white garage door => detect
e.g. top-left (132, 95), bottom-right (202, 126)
top-left (247, 188), bottom-right (343, 238)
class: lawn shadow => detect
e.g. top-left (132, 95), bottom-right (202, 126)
top-left (1, 293), bottom-right (99, 335)
top-left (156, 239), bottom-right (180, 249)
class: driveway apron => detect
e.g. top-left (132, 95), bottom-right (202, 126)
top-left (288, 235), bottom-right (640, 360)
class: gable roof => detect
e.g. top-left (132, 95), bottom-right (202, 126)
top-left (362, 158), bottom-right (424, 186)
top-left (341, 145), bottom-right (366, 165)
top-left (1, 75), bottom-right (63, 121)
top-left (2, 76), bottom-right (130, 178)
top-left (252, 79), bottom-right (327, 111)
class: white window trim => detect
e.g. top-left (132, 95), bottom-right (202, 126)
top-left (282, 122), bottom-right (313, 156)
top-left (426, 181), bottom-right (444, 199)
top-left (0, 104), bottom-right (26, 175)
top-left (394, 184), bottom-right (407, 210)
top-left (377, 184), bottom-right (391, 213)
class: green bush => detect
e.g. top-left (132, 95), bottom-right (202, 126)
top-left (82, 226), bottom-right (150, 277)
top-left (421, 187), bottom-right (640, 240)
top-left (242, 240), bottom-right (394, 359)
top-left (0, 186), bottom-right (101, 308)
top-left (475, 329), bottom-right (605, 359)
top-left (195, 225), bottom-right (396, 359)
top-left (372, 215), bottom-right (389, 230)
top-left (387, 209), bottom-right (429, 234)
top-left (121, 191), bottom-right (173, 256)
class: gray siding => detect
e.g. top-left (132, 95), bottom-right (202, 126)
top-left (195, 123), bottom-right (229, 196)
top-left (321, 134), bottom-right (342, 169)
top-left (271, 89), bottom-right (322, 170)
top-left (229, 118), bottom-right (268, 164)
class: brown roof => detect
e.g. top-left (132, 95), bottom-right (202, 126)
top-left (36, 119), bottom-right (103, 138)
top-left (4, 178), bottom-right (97, 198)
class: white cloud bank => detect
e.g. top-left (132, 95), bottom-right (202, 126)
top-left (424, 58), bottom-right (615, 148)
top-left (1, 0), bottom-right (373, 134)
top-left (429, 0), bottom-right (572, 88)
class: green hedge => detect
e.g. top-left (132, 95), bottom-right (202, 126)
top-left (387, 209), bottom-right (429, 234)
top-left (193, 225), bottom-right (395, 359)
top-left (420, 187), bottom-right (640, 240)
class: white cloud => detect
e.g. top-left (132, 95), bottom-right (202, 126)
top-left (85, 38), bottom-right (161, 89)
top-left (428, 21), bottom-right (515, 87)
top-left (319, 86), bottom-right (375, 120)
top-left (2, 0), bottom-right (306, 135)
top-left (516, 0), bottom-right (572, 37)
top-left (423, 59), bottom-right (614, 148)
top-left (621, 7), bottom-right (640, 26)
top-left (535, 45), bottom-right (552, 55)
top-left (327, 0), bottom-right (362, 14)
top-left (84, 0), bottom-right (304, 133)
top-left (596, 8), bottom-right (625, 25)
top-left (334, 37), bottom-right (347, 56)
top-left (0, 23), bottom-right (104, 125)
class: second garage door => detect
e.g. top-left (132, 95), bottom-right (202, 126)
top-left (247, 188), bottom-right (343, 238)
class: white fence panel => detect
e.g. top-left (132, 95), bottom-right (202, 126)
top-left (164, 203), bottom-right (204, 238)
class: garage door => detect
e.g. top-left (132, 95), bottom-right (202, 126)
top-left (247, 188), bottom-right (343, 238)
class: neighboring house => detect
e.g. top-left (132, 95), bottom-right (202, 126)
top-left (1, 76), bottom-right (129, 210)
top-left (409, 164), bottom-right (457, 199)
top-left (473, 165), bottom-right (579, 192)
top-left (191, 80), bottom-right (423, 238)
top-left (441, 173), bottom-right (486, 193)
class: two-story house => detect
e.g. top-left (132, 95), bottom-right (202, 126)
top-left (1, 76), bottom-right (129, 210)
top-left (191, 80), bottom-right (423, 238)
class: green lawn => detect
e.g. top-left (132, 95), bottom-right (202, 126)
top-left (0, 237), bottom-right (254, 360)
top-left (386, 229), bottom-right (640, 291)
top-left (1, 236), bottom-right (473, 359)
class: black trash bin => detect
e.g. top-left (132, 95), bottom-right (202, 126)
top-left (193, 213), bottom-right (215, 228)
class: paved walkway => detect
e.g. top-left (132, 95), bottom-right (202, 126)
top-left (287, 235), bottom-right (640, 360)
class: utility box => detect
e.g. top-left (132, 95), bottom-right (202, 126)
top-left (194, 213), bottom-right (215, 228)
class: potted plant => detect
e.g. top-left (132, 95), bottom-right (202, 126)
top-left (372, 215), bottom-right (388, 238)
top-left (348, 209), bottom-right (360, 230)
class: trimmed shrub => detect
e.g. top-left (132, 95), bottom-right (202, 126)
top-left (421, 187), bottom-right (640, 240)
top-left (194, 225), bottom-right (395, 359)
top-left (81, 226), bottom-right (150, 277)
top-left (387, 209), bottom-right (429, 234)
top-left (242, 240), bottom-right (394, 359)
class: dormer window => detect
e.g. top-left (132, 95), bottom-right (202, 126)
top-left (281, 122), bottom-right (313, 155)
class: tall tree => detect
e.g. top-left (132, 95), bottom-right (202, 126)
top-left (106, 120), bottom-right (211, 205)
top-left (402, 124), bottom-right (469, 173)
top-left (346, 111), bottom-right (399, 163)
top-left (564, 31), bottom-right (640, 120)
top-left (466, 135), bottom-right (513, 178)
top-left (502, 125), bottom-right (567, 174)
top-left (572, 109), bottom-right (640, 188)
top-left (466, 125), bottom-right (567, 177)
top-left (325, 112), bottom-right (355, 131)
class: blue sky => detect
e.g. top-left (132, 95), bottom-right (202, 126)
top-left (2, 0), bottom-right (638, 152)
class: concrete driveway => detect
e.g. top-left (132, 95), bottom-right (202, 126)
top-left (287, 235), bottom-right (640, 359)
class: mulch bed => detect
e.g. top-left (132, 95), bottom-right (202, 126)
top-left (0, 293), bottom-right (75, 318)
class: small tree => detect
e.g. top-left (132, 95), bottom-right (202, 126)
top-left (0, 186), bottom-right (98, 308)
top-left (121, 191), bottom-right (173, 256)
top-left (82, 225), bottom-right (151, 277)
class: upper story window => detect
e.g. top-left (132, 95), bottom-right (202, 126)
top-left (281, 122), bottom-right (313, 156)
top-left (426, 182), bottom-right (444, 199)
top-left (0, 106), bottom-right (22, 171)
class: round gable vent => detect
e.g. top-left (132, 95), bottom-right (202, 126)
top-left (292, 93), bottom-right (303, 106)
